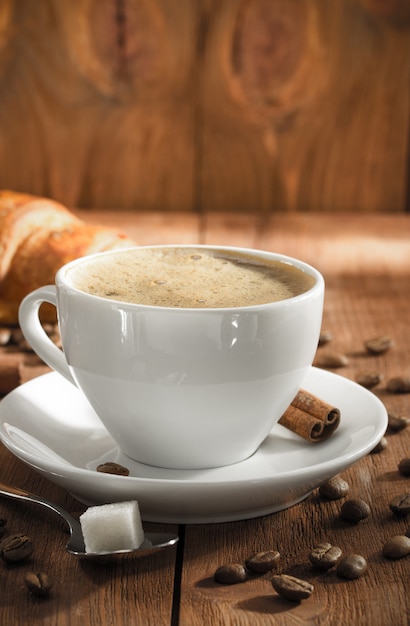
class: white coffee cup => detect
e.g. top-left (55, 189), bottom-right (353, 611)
top-left (18, 245), bottom-right (324, 470)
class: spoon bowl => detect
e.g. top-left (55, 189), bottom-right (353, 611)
top-left (0, 481), bottom-right (178, 558)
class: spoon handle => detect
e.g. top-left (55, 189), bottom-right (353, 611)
top-left (0, 481), bottom-right (178, 557)
top-left (0, 480), bottom-right (84, 549)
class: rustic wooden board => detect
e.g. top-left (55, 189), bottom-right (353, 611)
top-left (178, 274), bottom-right (410, 626)
top-left (0, 446), bottom-right (179, 626)
top-left (0, 0), bottom-right (408, 213)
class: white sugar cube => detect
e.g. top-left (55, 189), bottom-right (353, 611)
top-left (80, 501), bottom-right (145, 554)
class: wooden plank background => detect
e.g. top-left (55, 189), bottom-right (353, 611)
top-left (0, 0), bottom-right (409, 213)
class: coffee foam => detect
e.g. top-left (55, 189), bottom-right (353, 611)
top-left (67, 247), bottom-right (315, 308)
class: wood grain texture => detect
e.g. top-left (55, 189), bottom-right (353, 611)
top-left (0, 1), bottom-right (408, 212)
top-left (0, 455), bottom-right (178, 626)
top-left (179, 273), bottom-right (410, 625)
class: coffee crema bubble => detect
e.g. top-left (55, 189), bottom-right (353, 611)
top-left (66, 247), bottom-right (315, 309)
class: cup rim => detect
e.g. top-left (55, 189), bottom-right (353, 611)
top-left (57, 244), bottom-right (324, 312)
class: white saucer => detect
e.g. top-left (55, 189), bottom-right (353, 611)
top-left (0, 368), bottom-right (387, 524)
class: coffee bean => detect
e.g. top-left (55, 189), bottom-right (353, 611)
top-left (214, 563), bottom-right (248, 584)
top-left (0, 533), bottom-right (34, 562)
top-left (11, 328), bottom-right (33, 352)
top-left (318, 330), bottom-right (333, 346)
top-left (0, 327), bottom-right (12, 346)
top-left (406, 527), bottom-right (410, 538)
top-left (355, 372), bottom-right (383, 389)
top-left (245, 550), bottom-right (280, 574)
top-left (388, 412), bottom-right (410, 432)
top-left (44, 325), bottom-right (62, 349)
top-left (308, 543), bottom-right (342, 571)
top-left (340, 499), bottom-right (371, 523)
top-left (386, 377), bottom-right (410, 393)
top-left (271, 574), bottom-right (313, 602)
top-left (364, 336), bottom-right (393, 354)
top-left (96, 462), bottom-right (130, 476)
top-left (0, 518), bottom-right (7, 540)
top-left (336, 555), bottom-right (367, 580)
top-left (398, 458), bottom-right (410, 476)
top-left (390, 493), bottom-right (410, 517)
top-left (318, 475), bottom-right (349, 500)
top-left (382, 536), bottom-right (410, 560)
top-left (42, 322), bottom-right (58, 336)
top-left (314, 352), bottom-right (349, 369)
top-left (24, 571), bottom-right (52, 597)
top-left (10, 328), bottom-right (24, 345)
top-left (370, 436), bottom-right (387, 454)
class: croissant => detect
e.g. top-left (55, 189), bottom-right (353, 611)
top-left (0, 190), bottom-right (136, 324)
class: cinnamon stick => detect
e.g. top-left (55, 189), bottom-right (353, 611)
top-left (279, 389), bottom-right (340, 442)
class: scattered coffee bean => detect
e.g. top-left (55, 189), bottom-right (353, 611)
top-left (336, 555), bottom-right (367, 580)
top-left (355, 372), bottom-right (383, 389)
top-left (10, 328), bottom-right (32, 352)
top-left (388, 412), bottom-right (410, 432)
top-left (382, 535), bottom-right (410, 560)
top-left (398, 458), bottom-right (410, 476)
top-left (0, 533), bottom-right (34, 562)
top-left (43, 323), bottom-right (58, 336)
top-left (308, 542), bottom-right (342, 571)
top-left (314, 352), bottom-right (349, 369)
top-left (24, 571), bottom-right (52, 597)
top-left (214, 563), bottom-right (248, 584)
top-left (44, 327), bottom-right (62, 349)
top-left (389, 493), bottom-right (410, 517)
top-left (6, 324), bottom-right (59, 351)
top-left (245, 550), bottom-right (280, 574)
top-left (370, 436), bottom-right (387, 454)
top-left (364, 336), bottom-right (393, 354)
top-left (318, 475), bottom-right (349, 500)
top-left (0, 518), bottom-right (7, 539)
top-left (406, 527), bottom-right (410, 538)
top-left (96, 462), bottom-right (130, 476)
top-left (386, 377), bottom-right (410, 393)
top-left (318, 330), bottom-right (333, 346)
top-left (0, 327), bottom-right (12, 346)
top-left (271, 574), bottom-right (313, 602)
top-left (11, 328), bottom-right (24, 345)
top-left (340, 499), bottom-right (371, 523)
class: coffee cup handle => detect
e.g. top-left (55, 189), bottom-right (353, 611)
top-left (18, 286), bottom-right (76, 386)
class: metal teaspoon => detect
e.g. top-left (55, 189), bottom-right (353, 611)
top-left (0, 481), bottom-right (179, 558)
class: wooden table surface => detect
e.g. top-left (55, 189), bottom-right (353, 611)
top-left (1, 211), bottom-right (409, 625)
